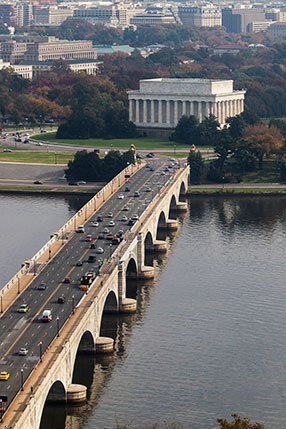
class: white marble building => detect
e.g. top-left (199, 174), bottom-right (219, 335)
top-left (127, 78), bottom-right (245, 136)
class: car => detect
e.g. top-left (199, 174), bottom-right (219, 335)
top-left (98, 232), bottom-right (105, 239)
top-left (76, 225), bottom-right (85, 233)
top-left (23, 139), bottom-right (30, 144)
top-left (33, 180), bottom-right (43, 185)
top-left (58, 295), bottom-right (65, 304)
top-left (128, 219), bottom-right (135, 226)
top-left (85, 235), bottom-right (92, 242)
top-left (0, 371), bottom-right (10, 381)
top-left (118, 193), bottom-right (124, 199)
top-left (145, 186), bottom-right (152, 192)
top-left (125, 186), bottom-right (130, 192)
top-left (90, 243), bottom-right (96, 249)
top-left (37, 282), bottom-right (46, 290)
top-left (17, 303), bottom-right (29, 313)
top-left (122, 206), bottom-right (129, 211)
top-left (107, 212), bottom-right (113, 218)
top-left (112, 237), bottom-right (120, 245)
top-left (77, 181), bottom-right (86, 185)
top-left (103, 227), bottom-right (110, 234)
top-left (76, 260), bottom-right (83, 266)
top-left (106, 233), bottom-right (114, 240)
top-left (96, 247), bottom-right (104, 254)
top-left (121, 215), bottom-right (128, 221)
top-left (132, 214), bottom-right (139, 220)
top-left (97, 215), bottom-right (103, 222)
top-left (87, 254), bottom-right (96, 263)
top-left (19, 347), bottom-right (28, 356)
top-left (40, 129), bottom-right (47, 133)
top-left (36, 142), bottom-right (43, 145)
top-left (146, 152), bottom-right (154, 158)
top-left (63, 277), bottom-right (71, 284)
top-left (161, 172), bottom-right (166, 176)
top-left (3, 149), bottom-right (12, 152)
top-left (42, 309), bottom-right (52, 322)
top-left (91, 221), bottom-right (99, 227)
top-left (69, 182), bottom-right (79, 186)
top-left (108, 221), bottom-right (115, 227)
top-left (116, 230), bottom-right (124, 238)
top-left (149, 167), bottom-right (154, 171)
top-left (134, 191), bottom-right (140, 197)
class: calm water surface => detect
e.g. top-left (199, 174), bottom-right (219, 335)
top-left (1, 194), bottom-right (286, 429)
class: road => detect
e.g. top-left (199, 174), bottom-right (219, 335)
top-left (0, 155), bottom-right (178, 412)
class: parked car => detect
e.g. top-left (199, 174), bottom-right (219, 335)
top-left (108, 221), bottom-right (115, 227)
top-left (121, 215), bottom-right (128, 221)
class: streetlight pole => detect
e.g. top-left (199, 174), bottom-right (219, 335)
top-left (56, 317), bottom-right (60, 337)
top-left (72, 295), bottom-right (75, 314)
top-left (39, 342), bottom-right (42, 362)
top-left (21, 369), bottom-right (24, 391)
top-left (109, 243), bottom-right (112, 258)
top-left (33, 261), bottom-right (37, 276)
top-left (17, 275), bottom-right (20, 294)
top-left (49, 246), bottom-right (51, 260)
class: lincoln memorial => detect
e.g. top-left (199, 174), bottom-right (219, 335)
top-left (127, 78), bottom-right (245, 137)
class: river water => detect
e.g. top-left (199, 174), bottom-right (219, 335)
top-left (1, 194), bottom-right (286, 429)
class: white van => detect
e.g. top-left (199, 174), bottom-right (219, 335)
top-left (42, 310), bottom-right (52, 323)
top-left (76, 225), bottom-right (85, 233)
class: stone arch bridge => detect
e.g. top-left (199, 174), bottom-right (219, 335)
top-left (5, 165), bottom-right (189, 429)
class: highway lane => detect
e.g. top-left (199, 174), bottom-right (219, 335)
top-left (0, 155), bottom-right (179, 409)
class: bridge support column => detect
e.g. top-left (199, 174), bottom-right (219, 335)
top-left (175, 202), bottom-right (188, 212)
top-left (120, 298), bottom-right (137, 313)
top-left (96, 336), bottom-right (114, 353)
top-left (138, 265), bottom-right (155, 279)
top-left (118, 262), bottom-right (126, 308)
top-left (153, 240), bottom-right (167, 253)
top-left (67, 384), bottom-right (87, 403)
top-left (166, 220), bottom-right (178, 231)
top-left (137, 233), bottom-right (144, 272)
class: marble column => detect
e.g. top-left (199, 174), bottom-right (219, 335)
top-left (143, 99), bottom-right (147, 124)
top-left (129, 99), bottom-right (133, 122)
top-left (174, 101), bottom-right (178, 125)
top-left (158, 100), bottom-right (162, 125)
top-left (166, 100), bottom-right (170, 125)
top-left (135, 99), bottom-right (140, 123)
top-left (182, 101), bottom-right (187, 116)
top-left (150, 100), bottom-right (155, 124)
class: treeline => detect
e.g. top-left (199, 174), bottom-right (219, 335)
top-left (65, 149), bottom-right (135, 182)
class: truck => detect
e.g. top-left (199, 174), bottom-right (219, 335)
top-left (79, 271), bottom-right (95, 291)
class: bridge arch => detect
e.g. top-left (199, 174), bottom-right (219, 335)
top-left (102, 290), bottom-right (118, 314)
top-left (168, 194), bottom-right (177, 219)
top-left (179, 180), bottom-right (187, 200)
top-left (39, 380), bottom-right (66, 429)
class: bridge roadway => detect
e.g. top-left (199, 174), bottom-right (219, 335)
top-left (0, 155), bottom-right (178, 413)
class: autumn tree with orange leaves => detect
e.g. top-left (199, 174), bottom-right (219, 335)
top-left (240, 124), bottom-right (283, 170)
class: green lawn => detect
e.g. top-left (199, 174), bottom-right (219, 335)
top-left (31, 132), bottom-right (195, 151)
top-left (0, 150), bottom-right (74, 164)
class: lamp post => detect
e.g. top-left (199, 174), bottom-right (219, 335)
top-left (72, 295), bottom-right (75, 314)
top-left (21, 369), bottom-right (24, 391)
top-left (33, 261), bottom-right (37, 276)
top-left (222, 176), bottom-right (225, 190)
top-left (17, 275), bottom-right (20, 294)
top-left (56, 317), bottom-right (60, 337)
top-left (39, 342), bottom-right (42, 362)
top-left (109, 243), bottom-right (112, 258)
top-left (85, 205), bottom-right (87, 221)
top-left (48, 246), bottom-right (51, 260)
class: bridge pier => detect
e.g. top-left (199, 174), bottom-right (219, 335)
top-left (166, 220), bottom-right (178, 231)
top-left (138, 265), bottom-right (155, 279)
top-left (96, 336), bottom-right (114, 354)
top-left (153, 240), bottom-right (167, 253)
top-left (120, 298), bottom-right (137, 313)
top-left (67, 384), bottom-right (87, 403)
top-left (175, 202), bottom-right (188, 212)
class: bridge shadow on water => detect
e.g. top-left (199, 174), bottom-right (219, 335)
top-left (40, 216), bottom-right (184, 429)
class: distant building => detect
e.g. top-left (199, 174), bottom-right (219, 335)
top-left (16, 2), bottom-right (33, 27)
top-left (24, 38), bottom-right (97, 61)
top-left (128, 78), bottom-right (245, 137)
top-left (0, 4), bottom-right (16, 26)
top-left (34, 6), bottom-right (73, 25)
top-left (94, 45), bottom-right (134, 56)
top-left (268, 21), bottom-right (286, 38)
top-left (21, 59), bottom-right (101, 77)
top-left (178, 5), bottom-right (221, 27)
top-left (130, 12), bottom-right (175, 26)
top-left (222, 7), bottom-right (266, 33)
top-left (213, 44), bottom-right (249, 55)
top-left (73, 4), bottom-right (143, 27)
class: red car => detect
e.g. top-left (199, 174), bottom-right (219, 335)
top-left (63, 277), bottom-right (71, 284)
top-left (85, 235), bottom-right (92, 242)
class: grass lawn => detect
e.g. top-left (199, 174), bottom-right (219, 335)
top-left (0, 150), bottom-right (74, 164)
top-left (31, 132), bottom-right (203, 151)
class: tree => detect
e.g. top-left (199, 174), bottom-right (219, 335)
top-left (171, 115), bottom-right (199, 145)
top-left (213, 128), bottom-right (234, 173)
top-left (188, 151), bottom-right (204, 184)
top-left (197, 114), bottom-right (220, 146)
top-left (241, 124), bottom-right (283, 169)
top-left (217, 414), bottom-right (264, 429)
